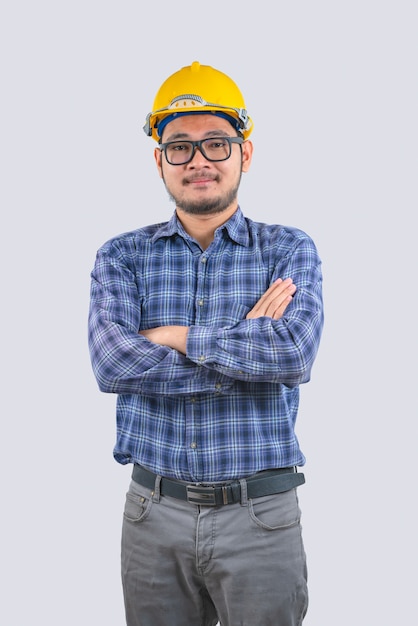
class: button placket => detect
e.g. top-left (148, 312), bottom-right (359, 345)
top-left (195, 254), bottom-right (208, 323)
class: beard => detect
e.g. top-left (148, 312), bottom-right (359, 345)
top-left (162, 170), bottom-right (242, 216)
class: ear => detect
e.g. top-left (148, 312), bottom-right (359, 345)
top-left (154, 147), bottom-right (163, 178)
top-left (241, 140), bottom-right (253, 173)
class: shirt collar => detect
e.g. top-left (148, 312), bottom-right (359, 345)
top-left (151, 207), bottom-right (250, 247)
top-left (150, 213), bottom-right (181, 242)
top-left (220, 207), bottom-right (250, 247)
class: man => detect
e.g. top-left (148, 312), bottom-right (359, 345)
top-left (88, 61), bottom-right (324, 626)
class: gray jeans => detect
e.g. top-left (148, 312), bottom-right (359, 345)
top-left (121, 476), bottom-right (308, 626)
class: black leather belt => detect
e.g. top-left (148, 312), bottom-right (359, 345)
top-left (132, 464), bottom-right (305, 506)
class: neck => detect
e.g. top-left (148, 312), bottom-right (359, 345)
top-left (176, 205), bottom-right (238, 249)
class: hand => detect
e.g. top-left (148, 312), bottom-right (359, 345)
top-left (246, 278), bottom-right (296, 320)
top-left (139, 326), bottom-right (189, 354)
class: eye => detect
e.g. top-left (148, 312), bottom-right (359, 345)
top-left (206, 139), bottom-right (227, 149)
top-left (168, 142), bottom-right (191, 152)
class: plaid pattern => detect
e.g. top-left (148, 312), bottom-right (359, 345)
top-left (88, 208), bottom-right (324, 482)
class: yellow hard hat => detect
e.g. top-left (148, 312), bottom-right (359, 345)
top-left (143, 61), bottom-right (253, 142)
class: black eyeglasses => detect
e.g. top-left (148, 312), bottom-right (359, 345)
top-left (158, 136), bottom-right (244, 165)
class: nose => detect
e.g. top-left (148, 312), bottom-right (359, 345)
top-left (188, 145), bottom-right (209, 166)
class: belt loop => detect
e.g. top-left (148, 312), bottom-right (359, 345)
top-left (239, 478), bottom-right (248, 506)
top-left (152, 475), bottom-right (162, 502)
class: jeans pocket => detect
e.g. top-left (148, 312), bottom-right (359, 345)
top-left (123, 481), bottom-right (153, 523)
top-left (248, 488), bottom-right (301, 531)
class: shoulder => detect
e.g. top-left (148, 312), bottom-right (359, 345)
top-left (96, 222), bottom-right (169, 257)
top-left (246, 217), bottom-right (317, 251)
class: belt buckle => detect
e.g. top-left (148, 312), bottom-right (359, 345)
top-left (186, 484), bottom-right (217, 506)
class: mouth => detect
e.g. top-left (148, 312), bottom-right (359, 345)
top-left (184, 174), bottom-right (218, 186)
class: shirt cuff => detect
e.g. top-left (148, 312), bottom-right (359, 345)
top-left (186, 325), bottom-right (220, 366)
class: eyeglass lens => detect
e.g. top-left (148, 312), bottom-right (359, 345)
top-left (164, 138), bottom-right (232, 165)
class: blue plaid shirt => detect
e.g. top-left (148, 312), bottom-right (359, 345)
top-left (88, 207), bottom-right (324, 482)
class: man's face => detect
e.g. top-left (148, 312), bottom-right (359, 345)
top-left (154, 114), bottom-right (253, 216)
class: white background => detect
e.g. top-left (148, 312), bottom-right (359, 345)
top-left (1, 1), bottom-right (417, 624)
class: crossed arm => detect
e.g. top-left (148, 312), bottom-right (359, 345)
top-left (139, 277), bottom-right (296, 354)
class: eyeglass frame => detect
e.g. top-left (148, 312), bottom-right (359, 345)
top-left (158, 136), bottom-right (244, 166)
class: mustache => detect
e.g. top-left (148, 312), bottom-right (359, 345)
top-left (183, 172), bottom-right (219, 183)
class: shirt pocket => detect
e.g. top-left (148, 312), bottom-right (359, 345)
top-left (212, 301), bottom-right (251, 327)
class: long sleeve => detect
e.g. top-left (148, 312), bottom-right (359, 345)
top-left (88, 236), bottom-right (233, 396)
top-left (186, 233), bottom-right (324, 386)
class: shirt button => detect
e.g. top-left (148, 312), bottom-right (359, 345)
top-left (190, 442), bottom-right (197, 449)
top-left (198, 355), bottom-right (205, 362)
top-left (201, 257), bottom-right (207, 264)
top-left (215, 383), bottom-right (222, 390)
top-left (198, 299), bottom-right (204, 306)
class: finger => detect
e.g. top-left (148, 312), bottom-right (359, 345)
top-left (263, 283), bottom-right (296, 317)
top-left (246, 278), bottom-right (295, 319)
top-left (270, 294), bottom-right (294, 319)
top-left (250, 278), bottom-right (292, 313)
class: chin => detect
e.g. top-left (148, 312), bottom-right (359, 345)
top-left (179, 203), bottom-right (230, 216)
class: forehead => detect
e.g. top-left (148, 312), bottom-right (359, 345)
top-left (161, 114), bottom-right (235, 142)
